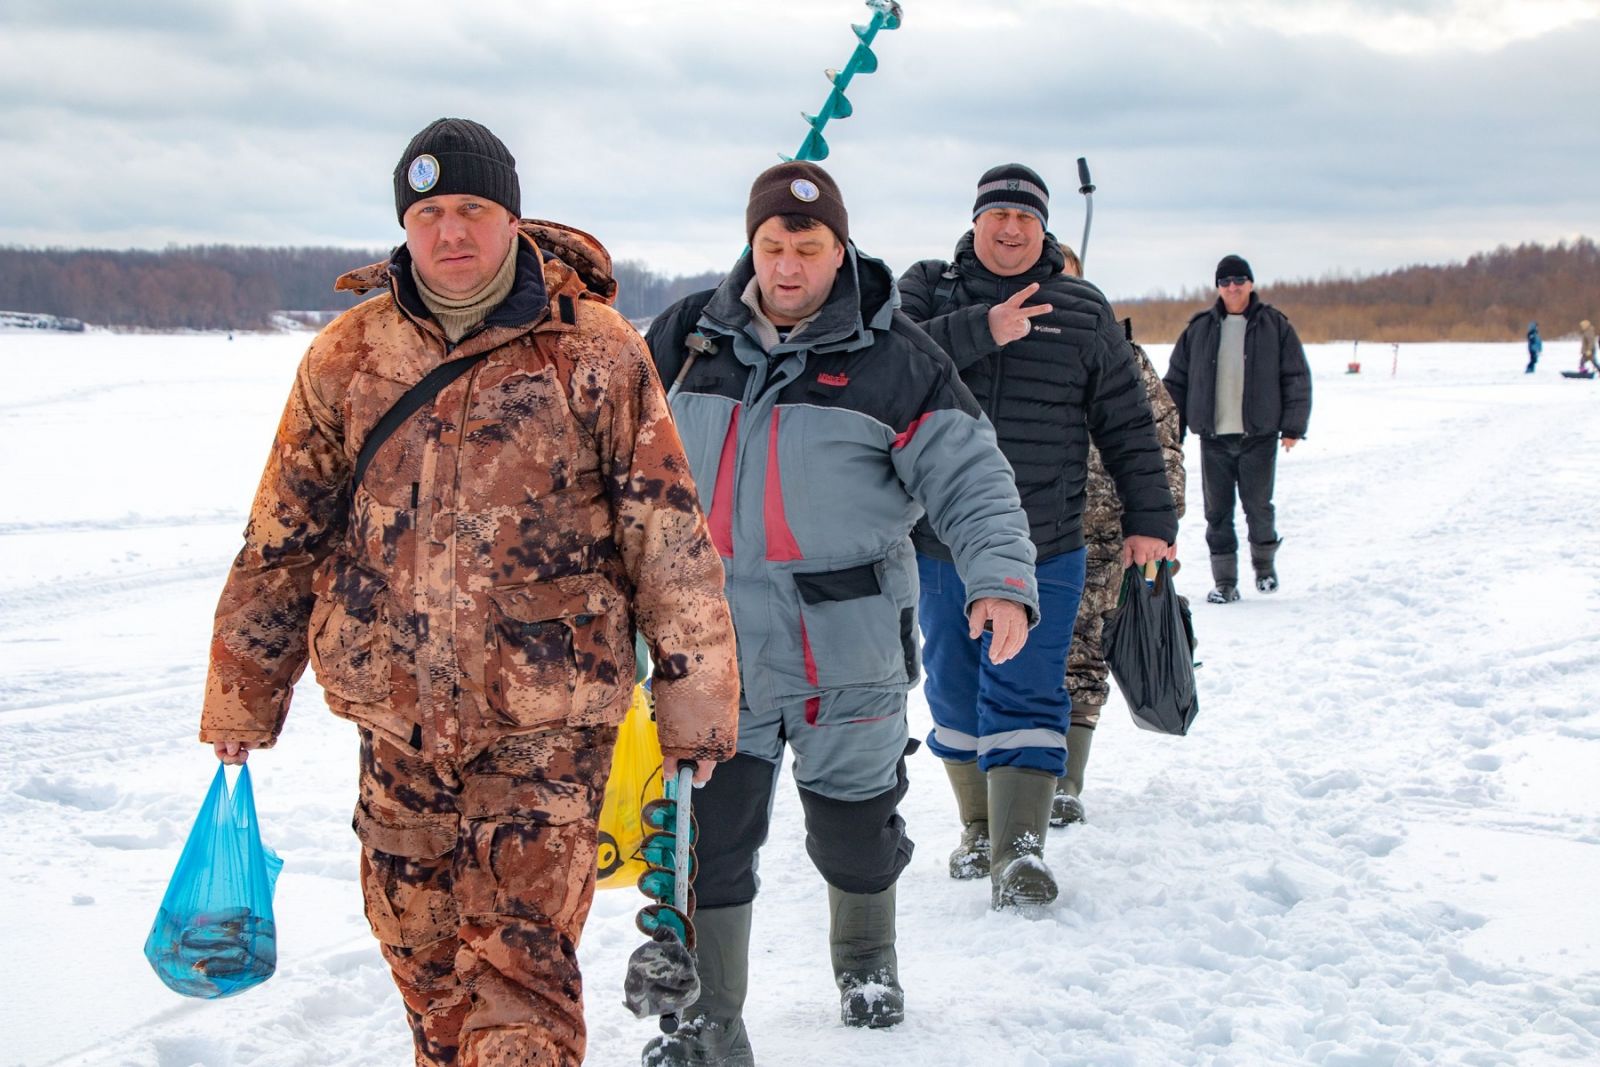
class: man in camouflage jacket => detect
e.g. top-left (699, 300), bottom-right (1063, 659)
top-left (1056, 317), bottom-right (1186, 825)
top-left (198, 118), bottom-right (739, 1067)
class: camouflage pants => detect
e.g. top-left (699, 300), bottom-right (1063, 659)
top-left (1065, 535), bottom-right (1121, 728)
top-left (354, 723), bottom-right (618, 1067)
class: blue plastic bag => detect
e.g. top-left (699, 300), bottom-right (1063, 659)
top-left (144, 763), bottom-right (284, 998)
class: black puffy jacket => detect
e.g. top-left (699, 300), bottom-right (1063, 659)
top-left (898, 232), bottom-right (1177, 561)
top-left (1163, 293), bottom-right (1312, 440)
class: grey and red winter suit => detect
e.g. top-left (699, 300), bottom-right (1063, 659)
top-left (646, 246), bottom-right (1037, 904)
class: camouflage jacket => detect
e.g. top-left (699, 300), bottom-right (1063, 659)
top-left (200, 221), bottom-right (739, 764)
top-left (1083, 340), bottom-right (1186, 544)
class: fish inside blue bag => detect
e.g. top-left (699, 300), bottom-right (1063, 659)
top-left (144, 763), bottom-right (283, 998)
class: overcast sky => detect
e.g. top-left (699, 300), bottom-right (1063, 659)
top-left (4, 0), bottom-right (1597, 299)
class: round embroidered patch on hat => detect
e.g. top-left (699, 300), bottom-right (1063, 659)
top-left (790, 178), bottom-right (820, 203)
top-left (407, 154), bottom-right (440, 193)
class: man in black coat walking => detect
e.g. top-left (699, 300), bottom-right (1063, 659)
top-left (1163, 255), bottom-right (1312, 603)
top-left (899, 164), bottom-right (1176, 912)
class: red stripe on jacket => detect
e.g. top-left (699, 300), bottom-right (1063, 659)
top-left (800, 618), bottom-right (821, 724)
top-left (764, 409), bottom-right (804, 562)
top-left (893, 412), bottom-right (934, 450)
top-left (708, 405), bottom-right (740, 557)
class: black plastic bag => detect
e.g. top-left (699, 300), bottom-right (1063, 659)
top-left (1103, 562), bottom-right (1199, 735)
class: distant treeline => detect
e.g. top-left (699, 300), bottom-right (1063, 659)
top-left (0, 246), bottom-right (386, 331)
top-left (0, 244), bottom-right (722, 331)
top-left (1114, 238), bottom-right (1600, 345)
top-left (8, 238), bottom-right (1594, 341)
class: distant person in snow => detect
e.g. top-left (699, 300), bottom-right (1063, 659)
top-left (197, 117), bottom-right (739, 1067)
top-left (642, 161), bottom-right (1038, 1061)
top-left (1055, 243), bottom-right (1187, 826)
top-left (1526, 321), bottom-right (1542, 373)
top-left (1164, 255), bottom-right (1312, 604)
top-left (898, 166), bottom-right (1176, 910)
top-left (1580, 320), bottom-right (1598, 374)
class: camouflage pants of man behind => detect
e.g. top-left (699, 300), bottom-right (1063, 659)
top-left (354, 723), bottom-right (618, 1067)
top-left (1065, 535), bottom-right (1121, 728)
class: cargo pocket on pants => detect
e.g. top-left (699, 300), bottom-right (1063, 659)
top-left (353, 800), bottom-right (460, 948)
top-left (455, 774), bottom-right (603, 929)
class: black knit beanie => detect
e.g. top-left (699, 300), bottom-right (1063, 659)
top-left (1215, 254), bottom-right (1253, 284)
top-left (745, 162), bottom-right (849, 245)
top-left (394, 118), bottom-right (521, 224)
top-left (972, 163), bottom-right (1049, 227)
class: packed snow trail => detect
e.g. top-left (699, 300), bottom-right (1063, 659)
top-left (1, 333), bottom-right (1596, 1066)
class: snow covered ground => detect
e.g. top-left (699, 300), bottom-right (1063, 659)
top-left (2, 331), bottom-right (1597, 1067)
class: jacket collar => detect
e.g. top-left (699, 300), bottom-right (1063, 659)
top-left (1210, 291), bottom-right (1262, 321)
top-left (387, 232), bottom-right (550, 343)
top-left (697, 242), bottom-right (899, 362)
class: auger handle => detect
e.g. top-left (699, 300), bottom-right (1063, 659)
top-left (672, 763), bottom-right (695, 915)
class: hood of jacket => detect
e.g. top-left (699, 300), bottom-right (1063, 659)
top-left (333, 218), bottom-right (619, 337)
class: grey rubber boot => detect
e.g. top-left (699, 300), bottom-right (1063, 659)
top-left (988, 767), bottom-right (1059, 910)
top-left (641, 904), bottom-right (755, 1067)
top-left (1207, 553), bottom-right (1241, 604)
top-left (1051, 724), bottom-right (1096, 826)
top-left (1250, 539), bottom-right (1281, 593)
top-left (829, 884), bottom-right (904, 1028)
top-left (943, 759), bottom-right (990, 880)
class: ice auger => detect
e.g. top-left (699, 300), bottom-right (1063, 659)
top-left (783, 0), bottom-right (904, 163)
top-left (622, 764), bottom-right (701, 1028)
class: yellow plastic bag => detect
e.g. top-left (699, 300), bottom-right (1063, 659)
top-left (597, 684), bottom-right (664, 890)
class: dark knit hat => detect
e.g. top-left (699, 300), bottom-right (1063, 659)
top-left (745, 162), bottom-right (849, 245)
top-left (1215, 254), bottom-right (1253, 285)
top-left (973, 164), bottom-right (1049, 227)
top-left (394, 118), bottom-right (521, 225)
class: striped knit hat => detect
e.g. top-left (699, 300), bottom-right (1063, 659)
top-left (972, 163), bottom-right (1049, 227)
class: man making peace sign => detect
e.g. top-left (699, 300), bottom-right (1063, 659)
top-left (898, 163), bottom-right (1177, 912)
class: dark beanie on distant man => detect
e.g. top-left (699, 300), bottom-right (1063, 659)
top-left (972, 163), bottom-right (1049, 228)
top-left (745, 161), bottom-right (850, 245)
top-left (1215, 254), bottom-right (1254, 284)
top-left (394, 118), bottom-right (521, 224)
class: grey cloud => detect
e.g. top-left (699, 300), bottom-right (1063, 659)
top-left (1, 1), bottom-right (1595, 298)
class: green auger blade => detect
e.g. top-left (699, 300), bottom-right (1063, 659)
top-left (787, 0), bottom-right (904, 163)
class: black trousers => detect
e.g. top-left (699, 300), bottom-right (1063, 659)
top-left (1201, 433), bottom-right (1279, 556)
top-left (692, 751), bottom-right (914, 910)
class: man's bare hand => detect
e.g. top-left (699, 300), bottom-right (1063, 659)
top-left (1121, 535), bottom-right (1171, 568)
top-left (1282, 437), bottom-right (1300, 452)
top-left (664, 756), bottom-right (714, 788)
top-left (968, 597), bottom-right (1030, 664)
top-left (986, 283), bottom-right (1053, 347)
top-left (213, 740), bottom-right (252, 765)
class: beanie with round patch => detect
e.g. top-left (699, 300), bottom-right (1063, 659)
top-left (745, 161), bottom-right (849, 245)
top-left (394, 118), bottom-right (521, 224)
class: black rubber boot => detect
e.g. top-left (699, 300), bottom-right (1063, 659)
top-left (1051, 724), bottom-right (1095, 826)
top-left (988, 767), bottom-right (1058, 911)
top-left (1250, 539), bottom-right (1281, 593)
top-left (641, 905), bottom-right (756, 1066)
top-left (1207, 553), bottom-right (1241, 604)
top-left (942, 759), bottom-right (990, 880)
top-left (829, 884), bottom-right (904, 1028)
